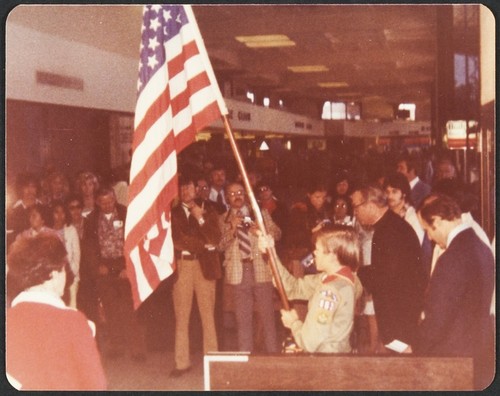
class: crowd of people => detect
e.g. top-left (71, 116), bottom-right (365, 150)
top-left (5, 143), bottom-right (495, 390)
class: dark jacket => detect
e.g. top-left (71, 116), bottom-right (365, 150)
top-left (411, 179), bottom-right (431, 208)
top-left (80, 204), bottom-right (127, 281)
top-left (171, 199), bottom-right (222, 280)
top-left (357, 209), bottom-right (426, 346)
top-left (416, 228), bottom-right (494, 358)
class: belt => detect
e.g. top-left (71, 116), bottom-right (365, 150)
top-left (176, 253), bottom-right (198, 260)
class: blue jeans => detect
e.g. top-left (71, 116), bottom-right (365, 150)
top-left (232, 261), bottom-right (278, 353)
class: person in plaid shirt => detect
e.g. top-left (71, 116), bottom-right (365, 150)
top-left (218, 181), bottom-right (281, 353)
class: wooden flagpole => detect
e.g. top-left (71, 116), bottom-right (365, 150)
top-left (221, 115), bottom-right (290, 311)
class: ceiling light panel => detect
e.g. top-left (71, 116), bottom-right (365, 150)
top-left (318, 82), bottom-right (349, 88)
top-left (235, 34), bottom-right (295, 48)
top-left (288, 65), bottom-right (329, 73)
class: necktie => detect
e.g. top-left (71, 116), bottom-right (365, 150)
top-left (217, 191), bottom-right (224, 207)
top-left (236, 210), bottom-right (252, 259)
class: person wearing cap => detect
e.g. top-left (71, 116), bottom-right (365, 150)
top-left (258, 224), bottom-right (363, 353)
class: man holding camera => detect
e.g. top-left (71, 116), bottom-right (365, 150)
top-left (218, 181), bottom-right (281, 353)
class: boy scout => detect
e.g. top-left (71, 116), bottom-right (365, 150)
top-left (259, 224), bottom-right (363, 353)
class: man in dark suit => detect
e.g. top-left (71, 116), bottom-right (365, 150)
top-left (416, 194), bottom-right (494, 390)
top-left (170, 176), bottom-right (222, 377)
top-left (396, 156), bottom-right (431, 208)
top-left (351, 184), bottom-right (426, 353)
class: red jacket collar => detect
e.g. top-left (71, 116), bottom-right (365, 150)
top-left (322, 266), bottom-right (355, 284)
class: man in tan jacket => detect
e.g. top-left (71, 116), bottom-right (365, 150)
top-left (218, 181), bottom-right (281, 353)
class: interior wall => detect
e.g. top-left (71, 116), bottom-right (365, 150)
top-left (6, 100), bottom-right (112, 199)
top-left (6, 22), bottom-right (138, 113)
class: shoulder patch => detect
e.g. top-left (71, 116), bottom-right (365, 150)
top-left (318, 298), bottom-right (337, 311)
top-left (319, 289), bottom-right (336, 299)
top-left (315, 286), bottom-right (342, 324)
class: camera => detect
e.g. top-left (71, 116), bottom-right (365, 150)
top-left (238, 216), bottom-right (253, 228)
top-left (300, 252), bottom-right (318, 274)
top-left (301, 252), bottom-right (315, 268)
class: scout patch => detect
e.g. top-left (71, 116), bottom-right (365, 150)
top-left (320, 290), bottom-right (338, 301)
top-left (319, 298), bottom-right (336, 311)
top-left (316, 290), bottom-right (339, 324)
top-left (317, 312), bottom-right (329, 324)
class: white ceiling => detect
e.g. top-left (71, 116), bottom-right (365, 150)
top-left (8, 4), bottom-right (440, 108)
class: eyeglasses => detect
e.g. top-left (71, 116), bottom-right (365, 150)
top-left (352, 200), bottom-right (366, 210)
top-left (198, 185), bottom-right (209, 191)
top-left (227, 190), bottom-right (245, 197)
top-left (258, 186), bottom-right (270, 192)
top-left (335, 203), bottom-right (347, 208)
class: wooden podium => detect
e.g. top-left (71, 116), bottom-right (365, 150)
top-left (204, 353), bottom-right (473, 391)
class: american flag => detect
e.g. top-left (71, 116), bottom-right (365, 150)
top-left (124, 4), bottom-right (227, 309)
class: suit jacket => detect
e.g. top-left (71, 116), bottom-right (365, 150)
top-left (80, 204), bottom-right (127, 281)
top-left (416, 228), bottom-right (494, 358)
top-left (218, 207), bottom-right (281, 285)
top-left (357, 209), bottom-right (426, 346)
top-left (171, 200), bottom-right (222, 280)
top-left (411, 179), bottom-right (431, 208)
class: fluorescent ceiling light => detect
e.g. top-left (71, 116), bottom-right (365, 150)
top-left (235, 34), bottom-right (295, 48)
top-left (318, 82), bottom-right (349, 88)
top-left (288, 65), bottom-right (329, 73)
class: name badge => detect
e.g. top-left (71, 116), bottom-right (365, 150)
top-left (113, 220), bottom-right (123, 229)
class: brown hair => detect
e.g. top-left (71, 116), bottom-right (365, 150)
top-left (417, 193), bottom-right (462, 225)
top-left (8, 234), bottom-right (69, 291)
top-left (312, 224), bottom-right (360, 271)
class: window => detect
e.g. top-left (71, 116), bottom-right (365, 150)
top-left (322, 101), bottom-right (346, 120)
top-left (246, 91), bottom-right (255, 104)
top-left (263, 97), bottom-right (270, 107)
top-left (322, 101), bottom-right (332, 119)
top-left (398, 103), bottom-right (416, 121)
top-left (346, 102), bottom-right (361, 120)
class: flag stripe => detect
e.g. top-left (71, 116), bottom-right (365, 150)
top-left (125, 5), bottom-right (225, 309)
top-left (135, 65), bottom-right (169, 130)
top-left (125, 151), bottom-right (177, 249)
top-left (133, 82), bottom-right (170, 154)
top-left (128, 120), bottom-right (175, 200)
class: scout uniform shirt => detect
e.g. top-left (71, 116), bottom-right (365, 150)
top-left (277, 261), bottom-right (363, 353)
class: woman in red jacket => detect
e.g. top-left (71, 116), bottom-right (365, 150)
top-left (6, 234), bottom-right (107, 390)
